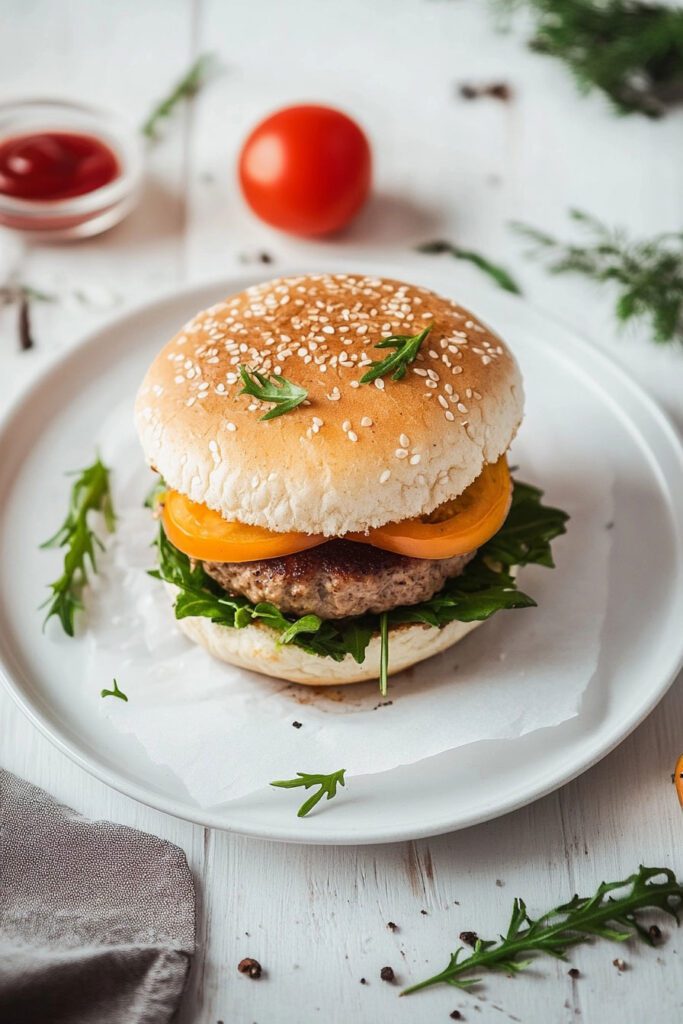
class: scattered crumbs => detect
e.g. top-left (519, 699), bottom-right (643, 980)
top-left (450, 1013), bottom-right (463, 1021)
top-left (459, 931), bottom-right (478, 947)
top-left (453, 900), bottom-right (460, 905)
top-left (568, 968), bottom-right (580, 979)
top-left (380, 966), bottom-right (395, 983)
top-left (372, 700), bottom-right (393, 710)
top-left (387, 921), bottom-right (398, 932)
top-left (360, 977), bottom-right (367, 985)
top-left (495, 879), bottom-right (505, 888)
top-left (292, 721), bottom-right (302, 729)
top-left (649, 925), bottom-right (662, 942)
top-left (237, 957), bottom-right (262, 979)
top-left (238, 250), bottom-right (274, 265)
top-left (459, 81), bottom-right (511, 102)
top-left (605, 521), bottom-right (615, 530)
top-left (612, 958), bottom-right (627, 972)
top-left (420, 909), bottom-right (429, 916)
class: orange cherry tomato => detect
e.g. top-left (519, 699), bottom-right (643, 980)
top-left (348, 458), bottom-right (511, 560)
top-left (162, 490), bottom-right (325, 563)
top-left (675, 753), bottom-right (683, 808)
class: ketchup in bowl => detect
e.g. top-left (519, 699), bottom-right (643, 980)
top-left (0, 131), bottom-right (120, 201)
top-left (0, 100), bottom-right (142, 239)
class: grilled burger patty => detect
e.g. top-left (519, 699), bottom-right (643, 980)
top-left (202, 540), bottom-right (476, 619)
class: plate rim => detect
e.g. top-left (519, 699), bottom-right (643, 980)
top-left (1, 265), bottom-right (682, 845)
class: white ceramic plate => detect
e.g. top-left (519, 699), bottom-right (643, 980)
top-left (1, 262), bottom-right (682, 844)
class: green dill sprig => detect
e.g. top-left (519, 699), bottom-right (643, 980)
top-left (417, 240), bottom-right (522, 295)
top-left (402, 865), bottom-right (683, 996)
top-left (238, 365), bottom-right (308, 420)
top-left (360, 325), bottom-right (432, 384)
top-left (498, 1), bottom-right (683, 118)
top-left (101, 678), bottom-right (128, 702)
top-left (141, 53), bottom-right (217, 140)
top-left (41, 456), bottom-right (115, 636)
top-left (270, 769), bottom-right (346, 817)
top-left (512, 209), bottom-right (683, 344)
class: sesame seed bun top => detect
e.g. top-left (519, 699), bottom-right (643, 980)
top-left (135, 273), bottom-right (524, 536)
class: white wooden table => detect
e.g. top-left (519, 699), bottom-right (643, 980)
top-left (2, 3), bottom-right (682, 1021)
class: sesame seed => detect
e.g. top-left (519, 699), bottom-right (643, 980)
top-left (251, 475), bottom-right (259, 488)
top-left (379, 469), bottom-right (391, 484)
top-left (457, 402), bottom-right (468, 413)
top-left (374, 379), bottom-right (385, 390)
top-left (208, 440), bottom-right (218, 452)
top-left (322, 325), bottom-right (334, 334)
top-left (445, 410), bottom-right (455, 421)
top-left (395, 448), bottom-right (408, 459)
top-left (350, 380), bottom-right (360, 388)
top-left (482, 355), bottom-right (492, 365)
top-left (226, 422), bottom-right (237, 431)
top-left (399, 433), bottom-right (410, 448)
top-left (342, 420), bottom-right (351, 432)
top-left (361, 416), bottom-right (373, 427)
top-left (348, 430), bottom-right (358, 442)
top-left (410, 453), bottom-right (421, 465)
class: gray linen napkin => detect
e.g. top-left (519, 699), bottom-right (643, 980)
top-left (0, 769), bottom-right (195, 1024)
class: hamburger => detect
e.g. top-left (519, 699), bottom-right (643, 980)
top-left (136, 273), bottom-right (567, 690)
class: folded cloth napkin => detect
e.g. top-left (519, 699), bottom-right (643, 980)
top-left (0, 769), bottom-right (195, 1024)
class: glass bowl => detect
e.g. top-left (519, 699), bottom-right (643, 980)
top-left (0, 98), bottom-right (144, 240)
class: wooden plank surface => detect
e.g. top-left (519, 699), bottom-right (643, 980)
top-left (1, 2), bottom-right (681, 1022)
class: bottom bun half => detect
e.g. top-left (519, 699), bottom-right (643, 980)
top-left (166, 585), bottom-right (482, 685)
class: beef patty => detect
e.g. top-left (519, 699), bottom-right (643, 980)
top-left (203, 540), bottom-right (476, 619)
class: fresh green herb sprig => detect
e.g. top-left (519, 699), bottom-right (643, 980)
top-left (270, 769), bottom-right (346, 817)
top-left (141, 53), bottom-right (217, 140)
top-left (360, 325), bottom-right (432, 384)
top-left (417, 241), bottom-right (522, 295)
top-left (512, 209), bottom-right (683, 344)
top-left (238, 365), bottom-right (308, 420)
top-left (151, 479), bottom-right (568, 676)
top-left (402, 865), bottom-right (682, 995)
top-left (41, 456), bottom-right (115, 637)
top-left (498, 1), bottom-right (683, 118)
top-left (101, 678), bottom-right (128, 702)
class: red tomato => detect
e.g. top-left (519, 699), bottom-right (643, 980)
top-left (238, 104), bottom-right (371, 236)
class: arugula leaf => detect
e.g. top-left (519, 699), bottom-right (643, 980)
top-left (360, 325), bottom-right (432, 384)
top-left (402, 865), bottom-right (683, 995)
top-left (238, 365), bottom-right (308, 420)
top-left (270, 769), bottom-right (346, 817)
top-left (101, 678), bottom-right (128, 702)
top-left (417, 240), bottom-right (522, 295)
top-left (41, 456), bottom-right (116, 637)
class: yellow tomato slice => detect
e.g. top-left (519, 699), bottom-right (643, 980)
top-left (347, 457), bottom-right (511, 559)
top-left (675, 753), bottom-right (683, 809)
top-left (162, 490), bottom-right (325, 563)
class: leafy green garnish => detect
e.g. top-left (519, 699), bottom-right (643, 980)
top-left (379, 612), bottom-right (389, 697)
top-left (143, 475), bottom-right (167, 509)
top-left (141, 53), bottom-right (217, 140)
top-left (498, 1), bottom-right (683, 118)
top-left (151, 479), bottom-right (568, 671)
top-left (402, 865), bottom-right (683, 995)
top-left (270, 769), bottom-right (346, 817)
top-left (512, 209), bottom-right (683, 345)
top-left (41, 456), bottom-right (115, 637)
top-left (360, 325), bottom-right (432, 384)
top-left (101, 678), bottom-right (128, 702)
top-left (417, 240), bottom-right (522, 295)
top-left (238, 365), bottom-right (308, 420)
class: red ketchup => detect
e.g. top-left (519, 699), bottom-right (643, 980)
top-left (0, 131), bottom-right (119, 202)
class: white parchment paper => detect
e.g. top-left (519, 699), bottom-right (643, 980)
top-left (84, 410), bottom-right (612, 809)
